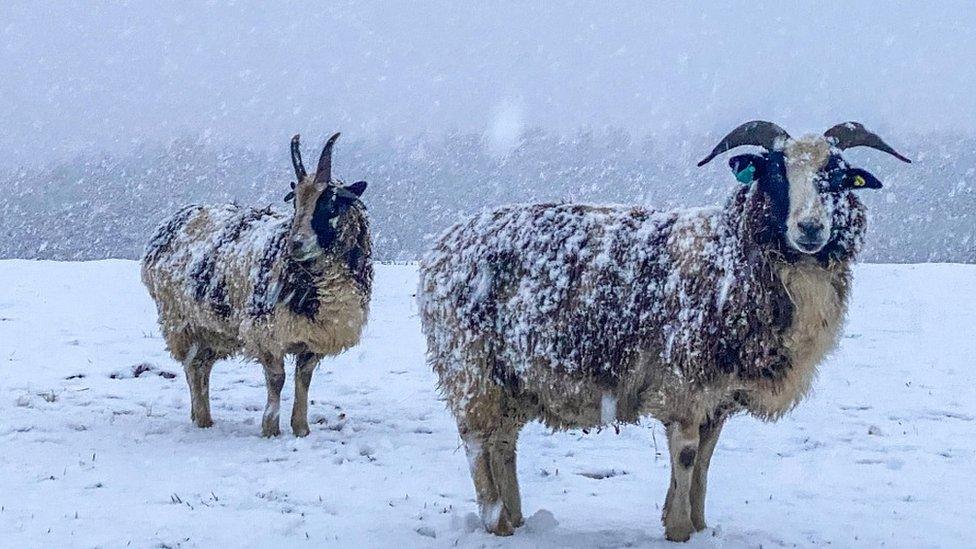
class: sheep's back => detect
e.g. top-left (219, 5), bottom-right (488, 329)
top-left (141, 204), bottom-right (290, 340)
top-left (420, 203), bottom-right (740, 396)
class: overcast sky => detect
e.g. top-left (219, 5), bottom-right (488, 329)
top-left (2, 1), bottom-right (974, 166)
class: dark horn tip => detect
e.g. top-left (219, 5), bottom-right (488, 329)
top-left (292, 134), bottom-right (301, 144)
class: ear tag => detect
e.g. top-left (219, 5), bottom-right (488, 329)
top-left (735, 164), bottom-right (756, 184)
top-left (853, 174), bottom-right (866, 187)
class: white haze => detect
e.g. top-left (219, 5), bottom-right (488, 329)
top-left (2, 1), bottom-right (976, 167)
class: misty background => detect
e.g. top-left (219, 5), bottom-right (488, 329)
top-left (1, 2), bottom-right (973, 262)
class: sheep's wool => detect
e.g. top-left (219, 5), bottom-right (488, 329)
top-left (142, 203), bottom-right (372, 360)
top-left (419, 185), bottom-right (866, 423)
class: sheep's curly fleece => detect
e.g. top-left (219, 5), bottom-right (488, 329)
top-left (419, 184), bottom-right (866, 424)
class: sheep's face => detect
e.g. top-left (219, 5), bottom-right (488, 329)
top-left (284, 133), bottom-right (369, 262)
top-left (289, 179), bottom-right (367, 262)
top-left (728, 136), bottom-right (883, 254)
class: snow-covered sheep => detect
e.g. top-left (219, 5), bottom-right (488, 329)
top-left (418, 121), bottom-right (910, 540)
top-left (142, 133), bottom-right (372, 437)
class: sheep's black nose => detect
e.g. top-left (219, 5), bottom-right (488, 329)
top-left (797, 220), bottom-right (823, 239)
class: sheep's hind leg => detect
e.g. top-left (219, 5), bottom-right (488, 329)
top-left (457, 395), bottom-right (525, 536)
top-left (183, 343), bottom-right (217, 428)
top-left (663, 419), bottom-right (701, 542)
top-left (291, 351), bottom-right (322, 437)
top-left (487, 415), bottom-right (525, 528)
top-left (691, 412), bottom-right (727, 532)
top-left (459, 425), bottom-right (512, 536)
top-left (259, 354), bottom-right (286, 437)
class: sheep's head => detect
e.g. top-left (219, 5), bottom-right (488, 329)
top-left (285, 133), bottom-right (368, 262)
top-left (698, 121), bottom-right (910, 254)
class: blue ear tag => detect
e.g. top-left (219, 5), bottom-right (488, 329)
top-left (735, 164), bottom-right (756, 184)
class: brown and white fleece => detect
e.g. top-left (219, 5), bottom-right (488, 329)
top-left (142, 190), bottom-right (371, 437)
top-left (418, 135), bottom-right (875, 540)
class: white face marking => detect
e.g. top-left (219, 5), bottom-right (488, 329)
top-left (783, 137), bottom-right (833, 253)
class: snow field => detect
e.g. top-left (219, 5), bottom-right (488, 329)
top-left (0, 260), bottom-right (973, 548)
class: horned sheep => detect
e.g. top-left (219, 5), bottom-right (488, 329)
top-left (142, 133), bottom-right (371, 437)
top-left (418, 121), bottom-right (910, 540)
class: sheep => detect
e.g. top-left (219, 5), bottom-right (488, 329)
top-left (418, 121), bottom-right (910, 541)
top-left (142, 133), bottom-right (372, 437)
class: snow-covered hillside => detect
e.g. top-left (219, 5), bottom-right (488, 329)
top-left (1, 260), bottom-right (973, 548)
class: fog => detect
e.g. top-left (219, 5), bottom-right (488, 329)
top-left (4, 2), bottom-right (975, 165)
top-left (1, 2), bottom-right (974, 262)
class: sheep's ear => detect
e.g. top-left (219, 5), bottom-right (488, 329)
top-left (345, 180), bottom-right (367, 197)
top-left (843, 168), bottom-right (883, 190)
top-left (728, 154), bottom-right (765, 184)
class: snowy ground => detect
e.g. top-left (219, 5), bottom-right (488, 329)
top-left (0, 260), bottom-right (973, 548)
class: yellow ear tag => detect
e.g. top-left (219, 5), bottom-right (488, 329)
top-left (853, 175), bottom-right (866, 187)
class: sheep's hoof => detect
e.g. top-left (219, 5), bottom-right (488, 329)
top-left (511, 515), bottom-right (524, 528)
top-left (485, 508), bottom-right (516, 536)
top-left (664, 524), bottom-right (694, 542)
top-left (194, 417), bottom-right (214, 429)
top-left (261, 425), bottom-right (281, 438)
top-left (692, 516), bottom-right (707, 532)
top-left (291, 423), bottom-right (311, 437)
top-left (488, 521), bottom-right (515, 537)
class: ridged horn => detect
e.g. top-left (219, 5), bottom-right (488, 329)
top-left (823, 122), bottom-right (911, 163)
top-left (313, 132), bottom-right (342, 186)
top-left (290, 134), bottom-right (307, 182)
top-left (697, 120), bottom-right (791, 167)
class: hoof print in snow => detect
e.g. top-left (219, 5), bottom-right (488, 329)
top-left (110, 363), bottom-right (177, 380)
top-left (415, 525), bottom-right (436, 538)
top-left (577, 469), bottom-right (627, 480)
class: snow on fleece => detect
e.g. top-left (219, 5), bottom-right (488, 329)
top-left (143, 203), bottom-right (311, 320)
top-left (419, 185), bottom-right (867, 389)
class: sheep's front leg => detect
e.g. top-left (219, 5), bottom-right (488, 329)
top-left (260, 355), bottom-right (285, 437)
top-left (663, 419), bottom-right (700, 542)
top-left (291, 351), bottom-right (322, 437)
top-left (691, 413), bottom-right (726, 531)
top-left (183, 344), bottom-right (216, 428)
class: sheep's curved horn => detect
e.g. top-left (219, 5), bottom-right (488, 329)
top-left (697, 120), bottom-right (791, 167)
top-left (823, 122), bottom-right (911, 163)
top-left (314, 132), bottom-right (342, 186)
top-left (290, 134), bottom-right (307, 182)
